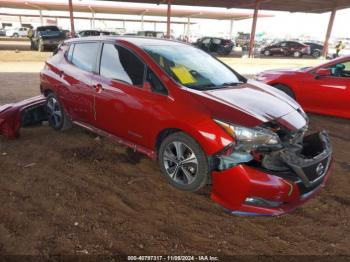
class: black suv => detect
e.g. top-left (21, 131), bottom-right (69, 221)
top-left (194, 37), bottom-right (234, 55)
top-left (32, 26), bottom-right (66, 52)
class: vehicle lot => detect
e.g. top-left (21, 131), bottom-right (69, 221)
top-left (0, 50), bottom-right (349, 255)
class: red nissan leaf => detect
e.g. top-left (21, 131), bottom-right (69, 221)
top-left (256, 55), bottom-right (350, 119)
top-left (36, 36), bottom-right (332, 216)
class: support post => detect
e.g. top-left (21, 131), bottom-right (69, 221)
top-left (141, 15), bottom-right (144, 31)
top-left (229, 19), bottom-right (234, 40)
top-left (68, 0), bottom-right (75, 37)
top-left (322, 8), bottom-right (337, 58)
top-left (123, 20), bottom-right (126, 30)
top-left (19, 15), bottom-right (22, 26)
top-left (166, 0), bottom-right (171, 39)
top-left (39, 9), bottom-right (43, 26)
top-left (154, 22), bottom-right (157, 31)
top-left (248, 0), bottom-right (260, 58)
top-left (186, 17), bottom-right (190, 37)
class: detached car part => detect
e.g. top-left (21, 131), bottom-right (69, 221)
top-left (0, 96), bottom-right (47, 139)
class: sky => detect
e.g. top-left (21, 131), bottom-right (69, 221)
top-left (1, 0), bottom-right (350, 41)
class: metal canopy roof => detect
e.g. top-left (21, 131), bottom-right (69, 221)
top-left (103, 0), bottom-right (350, 13)
top-left (0, 0), bottom-right (270, 20)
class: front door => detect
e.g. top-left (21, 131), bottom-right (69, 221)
top-left (91, 43), bottom-right (156, 145)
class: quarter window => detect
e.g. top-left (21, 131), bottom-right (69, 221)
top-left (147, 69), bottom-right (168, 95)
top-left (71, 42), bottom-right (99, 72)
top-left (100, 43), bottom-right (145, 86)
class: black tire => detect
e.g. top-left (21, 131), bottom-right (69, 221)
top-left (264, 50), bottom-right (271, 56)
top-left (45, 93), bottom-right (72, 131)
top-left (13, 33), bottom-right (19, 38)
top-left (293, 51), bottom-right (302, 58)
top-left (272, 84), bottom-right (296, 99)
top-left (312, 50), bottom-right (321, 58)
top-left (158, 132), bottom-right (210, 192)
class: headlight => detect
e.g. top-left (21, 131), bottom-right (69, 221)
top-left (214, 119), bottom-right (280, 150)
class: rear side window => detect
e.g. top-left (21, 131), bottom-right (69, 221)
top-left (71, 42), bottom-right (99, 72)
top-left (100, 43), bottom-right (145, 86)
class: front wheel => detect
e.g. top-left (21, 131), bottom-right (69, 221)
top-left (46, 93), bottom-right (72, 131)
top-left (158, 132), bottom-right (210, 192)
top-left (312, 50), bottom-right (321, 58)
top-left (264, 50), bottom-right (271, 56)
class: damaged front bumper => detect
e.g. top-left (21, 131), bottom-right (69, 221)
top-left (0, 96), bottom-right (47, 139)
top-left (211, 131), bottom-right (332, 216)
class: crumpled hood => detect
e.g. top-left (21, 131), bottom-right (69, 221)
top-left (186, 79), bottom-right (304, 129)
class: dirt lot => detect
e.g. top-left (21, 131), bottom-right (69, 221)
top-left (0, 51), bottom-right (350, 257)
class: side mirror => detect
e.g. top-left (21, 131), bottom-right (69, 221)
top-left (315, 68), bottom-right (331, 79)
top-left (143, 81), bottom-right (152, 91)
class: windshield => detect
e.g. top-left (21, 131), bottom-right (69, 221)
top-left (143, 44), bottom-right (245, 90)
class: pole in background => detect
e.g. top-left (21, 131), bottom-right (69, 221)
top-left (322, 7), bottom-right (337, 58)
top-left (229, 19), bottom-right (234, 40)
top-left (39, 9), bottom-right (43, 26)
top-left (68, 0), bottom-right (75, 37)
top-left (166, 0), bottom-right (171, 39)
top-left (248, 0), bottom-right (260, 58)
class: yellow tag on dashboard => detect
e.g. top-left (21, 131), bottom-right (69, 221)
top-left (170, 65), bottom-right (196, 84)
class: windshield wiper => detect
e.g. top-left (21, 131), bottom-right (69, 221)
top-left (220, 81), bottom-right (244, 86)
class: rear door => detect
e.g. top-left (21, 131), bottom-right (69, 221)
top-left (59, 41), bottom-right (100, 124)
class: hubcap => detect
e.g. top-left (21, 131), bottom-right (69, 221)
top-left (163, 141), bottom-right (198, 185)
top-left (46, 97), bottom-right (62, 128)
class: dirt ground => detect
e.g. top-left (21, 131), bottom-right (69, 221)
top-left (0, 52), bottom-right (350, 257)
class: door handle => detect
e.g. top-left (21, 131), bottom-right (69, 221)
top-left (93, 83), bottom-right (103, 93)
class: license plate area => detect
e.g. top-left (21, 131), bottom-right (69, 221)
top-left (280, 131), bottom-right (332, 187)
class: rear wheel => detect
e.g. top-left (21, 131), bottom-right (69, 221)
top-left (272, 84), bottom-right (296, 99)
top-left (293, 51), bottom-right (302, 58)
top-left (312, 50), bottom-right (321, 58)
top-left (158, 132), bottom-right (210, 192)
top-left (13, 33), bottom-right (19, 38)
top-left (46, 93), bottom-right (72, 131)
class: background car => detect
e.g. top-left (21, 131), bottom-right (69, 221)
top-left (256, 55), bottom-right (350, 119)
top-left (5, 27), bottom-right (29, 38)
top-left (0, 28), bottom-right (6, 36)
top-left (137, 31), bottom-right (165, 38)
top-left (304, 41), bottom-right (324, 58)
top-left (77, 30), bottom-right (116, 37)
top-left (32, 26), bottom-right (66, 52)
top-left (194, 37), bottom-right (234, 55)
top-left (261, 41), bottom-right (310, 58)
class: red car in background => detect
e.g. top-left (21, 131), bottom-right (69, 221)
top-left (257, 55), bottom-right (350, 119)
top-left (6, 36), bottom-right (331, 216)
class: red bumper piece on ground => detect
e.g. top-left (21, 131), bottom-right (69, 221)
top-left (0, 95), bottom-right (46, 139)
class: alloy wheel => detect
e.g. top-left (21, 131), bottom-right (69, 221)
top-left (163, 141), bottom-right (198, 185)
top-left (46, 97), bottom-right (62, 128)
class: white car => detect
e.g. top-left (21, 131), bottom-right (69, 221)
top-left (5, 27), bottom-right (29, 37)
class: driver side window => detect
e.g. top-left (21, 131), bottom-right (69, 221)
top-left (328, 61), bottom-right (350, 78)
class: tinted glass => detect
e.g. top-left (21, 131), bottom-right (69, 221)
top-left (100, 44), bottom-right (145, 86)
top-left (71, 42), bottom-right (99, 72)
top-left (67, 44), bottom-right (74, 61)
top-left (212, 38), bottom-right (222, 45)
top-left (147, 69), bottom-right (168, 95)
top-left (143, 44), bottom-right (244, 90)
